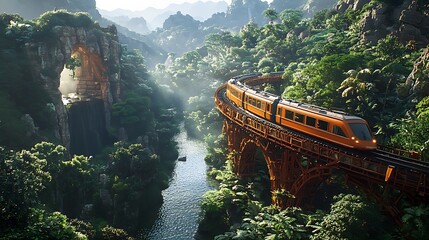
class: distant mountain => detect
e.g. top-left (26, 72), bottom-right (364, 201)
top-left (0, 0), bottom-right (102, 19)
top-left (107, 16), bottom-right (150, 34)
top-left (99, 1), bottom-right (228, 30)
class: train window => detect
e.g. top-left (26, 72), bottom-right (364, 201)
top-left (306, 116), bottom-right (316, 127)
top-left (285, 110), bottom-right (293, 120)
top-left (267, 104), bottom-right (271, 112)
top-left (277, 108), bottom-right (282, 115)
top-left (257, 100), bottom-right (261, 108)
top-left (349, 123), bottom-right (372, 140)
top-left (333, 125), bottom-right (346, 137)
top-left (318, 120), bottom-right (328, 131)
top-left (295, 113), bottom-right (304, 123)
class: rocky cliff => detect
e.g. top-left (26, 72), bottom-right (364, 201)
top-left (335, 0), bottom-right (429, 99)
top-left (25, 20), bottom-right (121, 150)
top-left (405, 47), bottom-right (429, 98)
top-left (337, 0), bottom-right (429, 48)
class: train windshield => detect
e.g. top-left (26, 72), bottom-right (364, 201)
top-left (349, 123), bottom-right (372, 140)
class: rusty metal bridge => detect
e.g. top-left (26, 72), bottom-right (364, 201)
top-left (214, 72), bottom-right (429, 223)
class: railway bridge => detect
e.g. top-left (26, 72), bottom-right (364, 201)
top-left (214, 72), bottom-right (429, 222)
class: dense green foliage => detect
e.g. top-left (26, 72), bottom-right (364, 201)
top-left (390, 97), bottom-right (429, 159)
top-left (157, 2), bottom-right (428, 156)
top-left (0, 147), bottom-right (50, 229)
top-left (0, 14), bottom-right (56, 148)
top-left (2, 0), bottom-right (429, 238)
top-left (149, 1), bottom-right (429, 239)
top-left (311, 194), bottom-right (389, 240)
top-left (198, 161), bottom-right (394, 239)
top-left (0, 10), bottom-right (181, 239)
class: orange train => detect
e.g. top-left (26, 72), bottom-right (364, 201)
top-left (226, 76), bottom-right (377, 150)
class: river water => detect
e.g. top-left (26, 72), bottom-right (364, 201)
top-left (143, 127), bottom-right (211, 239)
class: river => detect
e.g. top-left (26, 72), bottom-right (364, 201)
top-left (143, 127), bottom-right (211, 239)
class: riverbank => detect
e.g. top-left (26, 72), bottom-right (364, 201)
top-left (141, 125), bottom-right (211, 239)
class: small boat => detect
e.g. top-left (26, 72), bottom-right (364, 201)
top-left (178, 156), bottom-right (187, 162)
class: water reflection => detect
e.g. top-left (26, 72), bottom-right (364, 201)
top-left (143, 127), bottom-right (210, 239)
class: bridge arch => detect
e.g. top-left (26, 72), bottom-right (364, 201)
top-left (225, 120), bottom-right (336, 207)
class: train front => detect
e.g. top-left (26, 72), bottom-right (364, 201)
top-left (346, 118), bottom-right (377, 150)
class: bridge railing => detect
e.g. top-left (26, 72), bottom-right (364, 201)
top-left (378, 145), bottom-right (421, 160)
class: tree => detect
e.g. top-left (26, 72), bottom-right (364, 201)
top-left (263, 8), bottom-right (278, 23)
top-left (107, 144), bottom-right (160, 227)
top-left (31, 142), bottom-right (68, 210)
top-left (112, 93), bottom-right (153, 140)
top-left (60, 155), bottom-right (94, 217)
top-left (216, 206), bottom-right (312, 240)
top-left (390, 115), bottom-right (429, 160)
top-left (0, 147), bottom-right (50, 229)
top-left (1, 208), bottom-right (86, 240)
top-left (205, 32), bottom-right (241, 59)
top-left (416, 96), bottom-right (429, 117)
top-left (279, 9), bottom-right (303, 30)
top-left (401, 205), bottom-right (429, 239)
top-left (312, 194), bottom-right (388, 240)
top-left (21, 209), bottom-right (86, 240)
top-left (101, 226), bottom-right (134, 240)
top-left (240, 22), bottom-right (259, 48)
top-left (337, 69), bottom-right (377, 114)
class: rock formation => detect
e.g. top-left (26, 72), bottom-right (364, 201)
top-left (25, 22), bottom-right (121, 150)
top-left (405, 47), bottom-right (429, 98)
top-left (337, 0), bottom-right (429, 48)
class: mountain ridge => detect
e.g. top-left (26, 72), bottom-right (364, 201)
top-left (99, 1), bottom-right (229, 30)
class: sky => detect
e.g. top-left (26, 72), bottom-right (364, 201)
top-left (96, 0), bottom-right (233, 11)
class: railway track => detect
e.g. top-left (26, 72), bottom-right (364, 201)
top-left (370, 149), bottom-right (429, 174)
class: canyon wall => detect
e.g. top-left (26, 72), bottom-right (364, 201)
top-left (25, 22), bottom-right (121, 151)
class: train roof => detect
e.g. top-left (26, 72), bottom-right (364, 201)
top-left (278, 98), bottom-right (363, 121)
top-left (228, 77), bottom-right (363, 121)
top-left (247, 88), bottom-right (280, 102)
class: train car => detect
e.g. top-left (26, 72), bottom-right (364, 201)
top-left (243, 88), bottom-right (279, 122)
top-left (226, 79), bottom-right (246, 108)
top-left (275, 100), bottom-right (376, 150)
top-left (225, 78), bottom-right (377, 150)
top-left (227, 79), bottom-right (279, 122)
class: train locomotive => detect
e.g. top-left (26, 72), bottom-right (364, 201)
top-left (226, 77), bottom-right (377, 150)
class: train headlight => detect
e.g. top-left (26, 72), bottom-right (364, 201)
top-left (355, 140), bottom-right (360, 144)
top-left (351, 137), bottom-right (355, 140)
top-left (372, 139), bottom-right (377, 143)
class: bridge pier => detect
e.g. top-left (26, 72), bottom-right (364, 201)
top-left (264, 147), bottom-right (301, 207)
top-left (223, 120), bottom-right (330, 208)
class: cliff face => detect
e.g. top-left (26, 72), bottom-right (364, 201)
top-left (406, 47), bottom-right (429, 98)
top-left (337, 0), bottom-right (429, 48)
top-left (336, 0), bottom-right (429, 99)
top-left (25, 23), bottom-right (121, 150)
